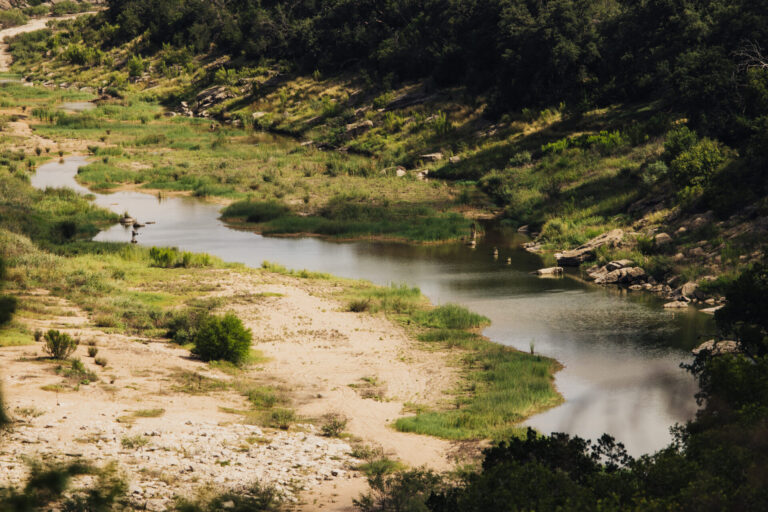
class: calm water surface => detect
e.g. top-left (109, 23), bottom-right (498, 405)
top-left (59, 101), bottom-right (96, 112)
top-left (32, 157), bottom-right (714, 455)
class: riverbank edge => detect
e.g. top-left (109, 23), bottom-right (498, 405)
top-left (18, 152), bottom-right (565, 444)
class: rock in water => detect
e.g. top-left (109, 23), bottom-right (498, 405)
top-left (534, 267), bottom-right (564, 276)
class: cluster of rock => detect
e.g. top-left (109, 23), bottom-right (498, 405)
top-left (692, 339), bottom-right (739, 356)
top-left (176, 86), bottom-right (234, 118)
top-left (1, 420), bottom-right (358, 511)
top-left (586, 259), bottom-right (649, 288)
top-left (554, 229), bottom-right (625, 266)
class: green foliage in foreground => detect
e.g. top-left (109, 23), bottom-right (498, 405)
top-left (191, 313), bottom-right (252, 365)
top-left (223, 198), bottom-right (471, 242)
top-left (345, 283), bottom-right (560, 440)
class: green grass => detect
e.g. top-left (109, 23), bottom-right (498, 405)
top-left (0, 324), bottom-right (34, 347)
top-left (395, 347), bottom-right (562, 440)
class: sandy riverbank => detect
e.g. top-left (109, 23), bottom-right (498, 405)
top-left (0, 268), bottom-right (463, 510)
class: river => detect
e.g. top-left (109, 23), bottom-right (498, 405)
top-left (32, 156), bottom-right (714, 455)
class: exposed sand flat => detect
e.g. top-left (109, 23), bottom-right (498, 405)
top-left (1, 271), bottom-right (462, 510)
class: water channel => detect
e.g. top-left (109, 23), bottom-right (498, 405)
top-left (32, 156), bottom-right (714, 455)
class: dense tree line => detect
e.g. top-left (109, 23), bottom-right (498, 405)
top-left (101, 1), bottom-right (768, 141)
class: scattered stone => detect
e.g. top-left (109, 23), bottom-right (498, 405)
top-left (555, 229), bottom-right (624, 266)
top-left (654, 232), bottom-right (673, 246)
top-left (448, 156), bottom-right (461, 164)
top-left (664, 301), bottom-right (689, 309)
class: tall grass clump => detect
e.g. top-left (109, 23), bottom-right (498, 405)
top-left (415, 304), bottom-right (489, 329)
top-left (149, 247), bottom-right (213, 268)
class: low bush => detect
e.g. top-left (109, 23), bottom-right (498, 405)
top-left (191, 313), bottom-right (252, 364)
top-left (43, 329), bottom-right (78, 360)
top-left (321, 413), bottom-right (348, 437)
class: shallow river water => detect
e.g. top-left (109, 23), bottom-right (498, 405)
top-left (32, 156), bottom-right (714, 455)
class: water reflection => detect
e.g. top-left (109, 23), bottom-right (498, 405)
top-left (59, 101), bottom-right (96, 112)
top-left (32, 157), bottom-right (715, 455)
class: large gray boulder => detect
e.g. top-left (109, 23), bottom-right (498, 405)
top-left (596, 266), bottom-right (646, 285)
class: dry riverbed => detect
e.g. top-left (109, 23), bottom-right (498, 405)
top-left (0, 270), bottom-right (462, 511)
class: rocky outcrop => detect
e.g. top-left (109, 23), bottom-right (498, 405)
top-left (420, 152), bottom-right (443, 162)
top-left (692, 339), bottom-right (739, 356)
top-left (178, 86), bottom-right (235, 117)
top-left (555, 229), bottom-right (624, 266)
top-left (345, 119), bottom-right (373, 136)
top-left (587, 259), bottom-right (647, 286)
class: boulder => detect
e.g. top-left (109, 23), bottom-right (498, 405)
top-left (345, 120), bottom-right (373, 136)
top-left (664, 301), bottom-right (689, 309)
top-left (654, 232), bottom-right (673, 246)
top-left (534, 267), bottom-right (564, 276)
top-left (605, 259), bottom-right (634, 272)
top-left (449, 156), bottom-right (461, 164)
top-left (420, 152), bottom-right (443, 162)
top-left (595, 266), bottom-right (646, 285)
top-left (555, 229), bottom-right (624, 266)
top-left (691, 339), bottom-right (739, 356)
top-left (680, 282), bottom-right (698, 299)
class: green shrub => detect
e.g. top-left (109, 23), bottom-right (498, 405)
top-left (668, 138), bottom-right (728, 189)
top-left (192, 313), bottom-right (252, 364)
top-left (164, 308), bottom-right (209, 345)
top-left (0, 9), bottom-right (28, 29)
top-left (266, 408), bottom-right (296, 429)
top-left (321, 413), bottom-right (348, 437)
top-left (43, 330), bottom-right (78, 360)
top-left (127, 55), bottom-right (146, 77)
top-left (87, 347), bottom-right (98, 357)
top-left (348, 299), bottom-right (371, 312)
